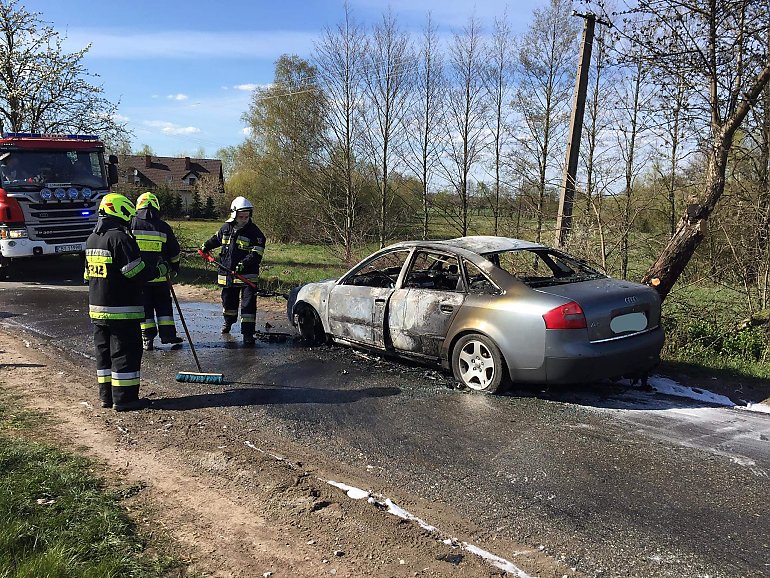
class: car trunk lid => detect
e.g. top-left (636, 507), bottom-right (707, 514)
top-left (537, 278), bottom-right (661, 342)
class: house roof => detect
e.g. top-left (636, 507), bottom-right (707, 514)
top-left (120, 155), bottom-right (223, 192)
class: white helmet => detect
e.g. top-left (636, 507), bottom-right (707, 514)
top-left (228, 196), bottom-right (253, 221)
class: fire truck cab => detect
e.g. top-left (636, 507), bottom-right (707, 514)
top-left (0, 133), bottom-right (118, 278)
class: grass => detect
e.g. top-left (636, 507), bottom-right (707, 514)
top-left (169, 219), bottom-right (770, 379)
top-left (0, 394), bottom-right (179, 578)
top-left (169, 219), bottom-right (364, 292)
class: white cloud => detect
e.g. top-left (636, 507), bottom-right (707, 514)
top-left (167, 93), bottom-right (189, 101)
top-left (234, 83), bottom-right (264, 92)
top-left (65, 29), bottom-right (316, 59)
top-left (143, 120), bottom-right (201, 136)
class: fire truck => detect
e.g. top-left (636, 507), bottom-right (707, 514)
top-left (0, 133), bottom-right (118, 278)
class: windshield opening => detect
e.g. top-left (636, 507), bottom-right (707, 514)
top-left (0, 150), bottom-right (107, 190)
top-left (484, 249), bottom-right (606, 287)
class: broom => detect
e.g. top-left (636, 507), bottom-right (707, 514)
top-left (169, 277), bottom-right (225, 385)
top-left (197, 249), bottom-right (258, 288)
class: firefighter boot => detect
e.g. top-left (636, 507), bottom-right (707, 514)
top-left (142, 337), bottom-right (154, 351)
top-left (160, 335), bottom-right (184, 345)
top-left (243, 333), bottom-right (255, 346)
top-left (98, 383), bottom-right (113, 408)
top-left (221, 319), bottom-right (234, 334)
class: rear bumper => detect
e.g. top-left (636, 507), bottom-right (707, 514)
top-left (542, 326), bottom-right (664, 384)
top-left (0, 237), bottom-right (85, 258)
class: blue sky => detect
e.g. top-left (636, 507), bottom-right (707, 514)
top-left (25, 0), bottom-right (551, 158)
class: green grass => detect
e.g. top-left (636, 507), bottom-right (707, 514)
top-left (169, 219), bottom-right (364, 292)
top-left (0, 395), bottom-right (179, 578)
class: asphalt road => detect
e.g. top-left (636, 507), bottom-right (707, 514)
top-left (2, 257), bottom-right (769, 578)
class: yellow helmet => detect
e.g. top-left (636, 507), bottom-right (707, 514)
top-left (136, 191), bottom-right (160, 211)
top-left (98, 193), bottom-right (136, 222)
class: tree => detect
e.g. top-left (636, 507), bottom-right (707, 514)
top-left (442, 16), bottom-right (489, 237)
top-left (204, 196), bottom-right (216, 219)
top-left (589, 0), bottom-right (770, 300)
top-left (189, 190), bottom-right (203, 218)
top-left (483, 11), bottom-right (515, 235)
top-left (362, 9), bottom-right (413, 248)
top-left (313, 3), bottom-right (369, 261)
top-left (402, 14), bottom-right (446, 240)
top-left (511, 0), bottom-right (579, 243)
top-left (0, 0), bottom-right (128, 142)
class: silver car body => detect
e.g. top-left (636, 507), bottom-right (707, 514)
top-left (288, 236), bottom-right (664, 386)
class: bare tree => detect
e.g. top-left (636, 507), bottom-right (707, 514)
top-left (402, 14), bottom-right (446, 240)
top-left (363, 9), bottom-right (413, 248)
top-left (0, 0), bottom-right (128, 143)
top-left (442, 16), bottom-right (489, 237)
top-left (613, 53), bottom-right (657, 279)
top-left (589, 0), bottom-right (770, 300)
top-left (482, 11), bottom-right (515, 235)
top-left (313, 3), bottom-right (368, 261)
top-left (511, 0), bottom-right (579, 243)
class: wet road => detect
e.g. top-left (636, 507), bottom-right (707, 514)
top-left (2, 258), bottom-right (769, 578)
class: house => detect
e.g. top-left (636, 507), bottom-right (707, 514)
top-left (118, 154), bottom-right (225, 210)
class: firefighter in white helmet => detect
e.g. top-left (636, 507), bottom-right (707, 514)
top-left (200, 196), bottom-right (266, 345)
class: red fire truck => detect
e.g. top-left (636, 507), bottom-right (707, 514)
top-left (0, 133), bottom-right (118, 278)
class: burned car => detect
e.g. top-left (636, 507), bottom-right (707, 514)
top-left (287, 236), bottom-right (664, 393)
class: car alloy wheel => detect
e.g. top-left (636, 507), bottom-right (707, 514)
top-left (451, 333), bottom-right (505, 394)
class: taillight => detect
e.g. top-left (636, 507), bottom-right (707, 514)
top-left (543, 301), bottom-right (587, 329)
top-left (0, 189), bottom-right (25, 224)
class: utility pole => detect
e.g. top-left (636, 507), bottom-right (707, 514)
top-left (554, 11), bottom-right (610, 248)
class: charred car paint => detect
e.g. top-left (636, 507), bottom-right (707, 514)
top-left (288, 236), bottom-right (664, 394)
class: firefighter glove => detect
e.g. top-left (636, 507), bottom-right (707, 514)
top-left (234, 262), bottom-right (244, 273)
top-left (199, 243), bottom-right (209, 253)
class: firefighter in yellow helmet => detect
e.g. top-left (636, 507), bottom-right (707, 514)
top-left (130, 192), bottom-right (183, 350)
top-left (84, 193), bottom-right (168, 411)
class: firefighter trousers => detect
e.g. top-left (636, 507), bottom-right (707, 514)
top-left (94, 320), bottom-right (143, 408)
top-left (222, 284), bottom-right (257, 336)
top-left (141, 281), bottom-right (179, 341)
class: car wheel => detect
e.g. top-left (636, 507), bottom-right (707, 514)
top-left (451, 333), bottom-right (506, 394)
top-left (296, 305), bottom-right (325, 345)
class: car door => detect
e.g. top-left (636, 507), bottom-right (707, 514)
top-left (327, 249), bottom-right (411, 348)
top-left (387, 250), bottom-right (465, 358)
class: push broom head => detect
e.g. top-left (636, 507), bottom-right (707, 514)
top-left (175, 372), bottom-right (225, 385)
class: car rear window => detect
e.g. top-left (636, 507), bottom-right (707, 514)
top-left (486, 249), bottom-right (605, 288)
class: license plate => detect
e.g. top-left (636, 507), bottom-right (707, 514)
top-left (55, 243), bottom-right (83, 253)
top-left (610, 312), bottom-right (647, 334)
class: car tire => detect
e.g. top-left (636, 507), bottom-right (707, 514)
top-left (451, 333), bottom-right (506, 394)
top-left (296, 305), bottom-right (325, 345)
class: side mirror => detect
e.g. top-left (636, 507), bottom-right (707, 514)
top-left (107, 155), bottom-right (118, 185)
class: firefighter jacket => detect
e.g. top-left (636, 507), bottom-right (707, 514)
top-left (202, 220), bottom-right (266, 286)
top-left (130, 207), bottom-right (181, 283)
top-left (84, 216), bottom-right (166, 322)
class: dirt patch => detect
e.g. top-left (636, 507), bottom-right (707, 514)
top-left (0, 283), bottom-right (578, 578)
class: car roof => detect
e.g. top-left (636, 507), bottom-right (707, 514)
top-left (386, 236), bottom-right (546, 255)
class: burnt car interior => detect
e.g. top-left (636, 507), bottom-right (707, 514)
top-left (486, 249), bottom-right (605, 288)
top-left (403, 251), bottom-right (462, 291)
top-left (343, 250), bottom-right (410, 288)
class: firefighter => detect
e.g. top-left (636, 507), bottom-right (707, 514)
top-left (130, 191), bottom-right (183, 350)
top-left (200, 196), bottom-right (266, 345)
top-left (85, 193), bottom-right (168, 411)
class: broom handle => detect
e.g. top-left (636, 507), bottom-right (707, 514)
top-left (197, 249), bottom-right (257, 289)
top-left (168, 279), bottom-right (203, 373)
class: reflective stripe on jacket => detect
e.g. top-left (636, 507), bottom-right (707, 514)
top-left (85, 216), bottom-right (164, 322)
top-left (130, 208), bottom-right (182, 283)
top-left (202, 220), bottom-right (266, 286)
